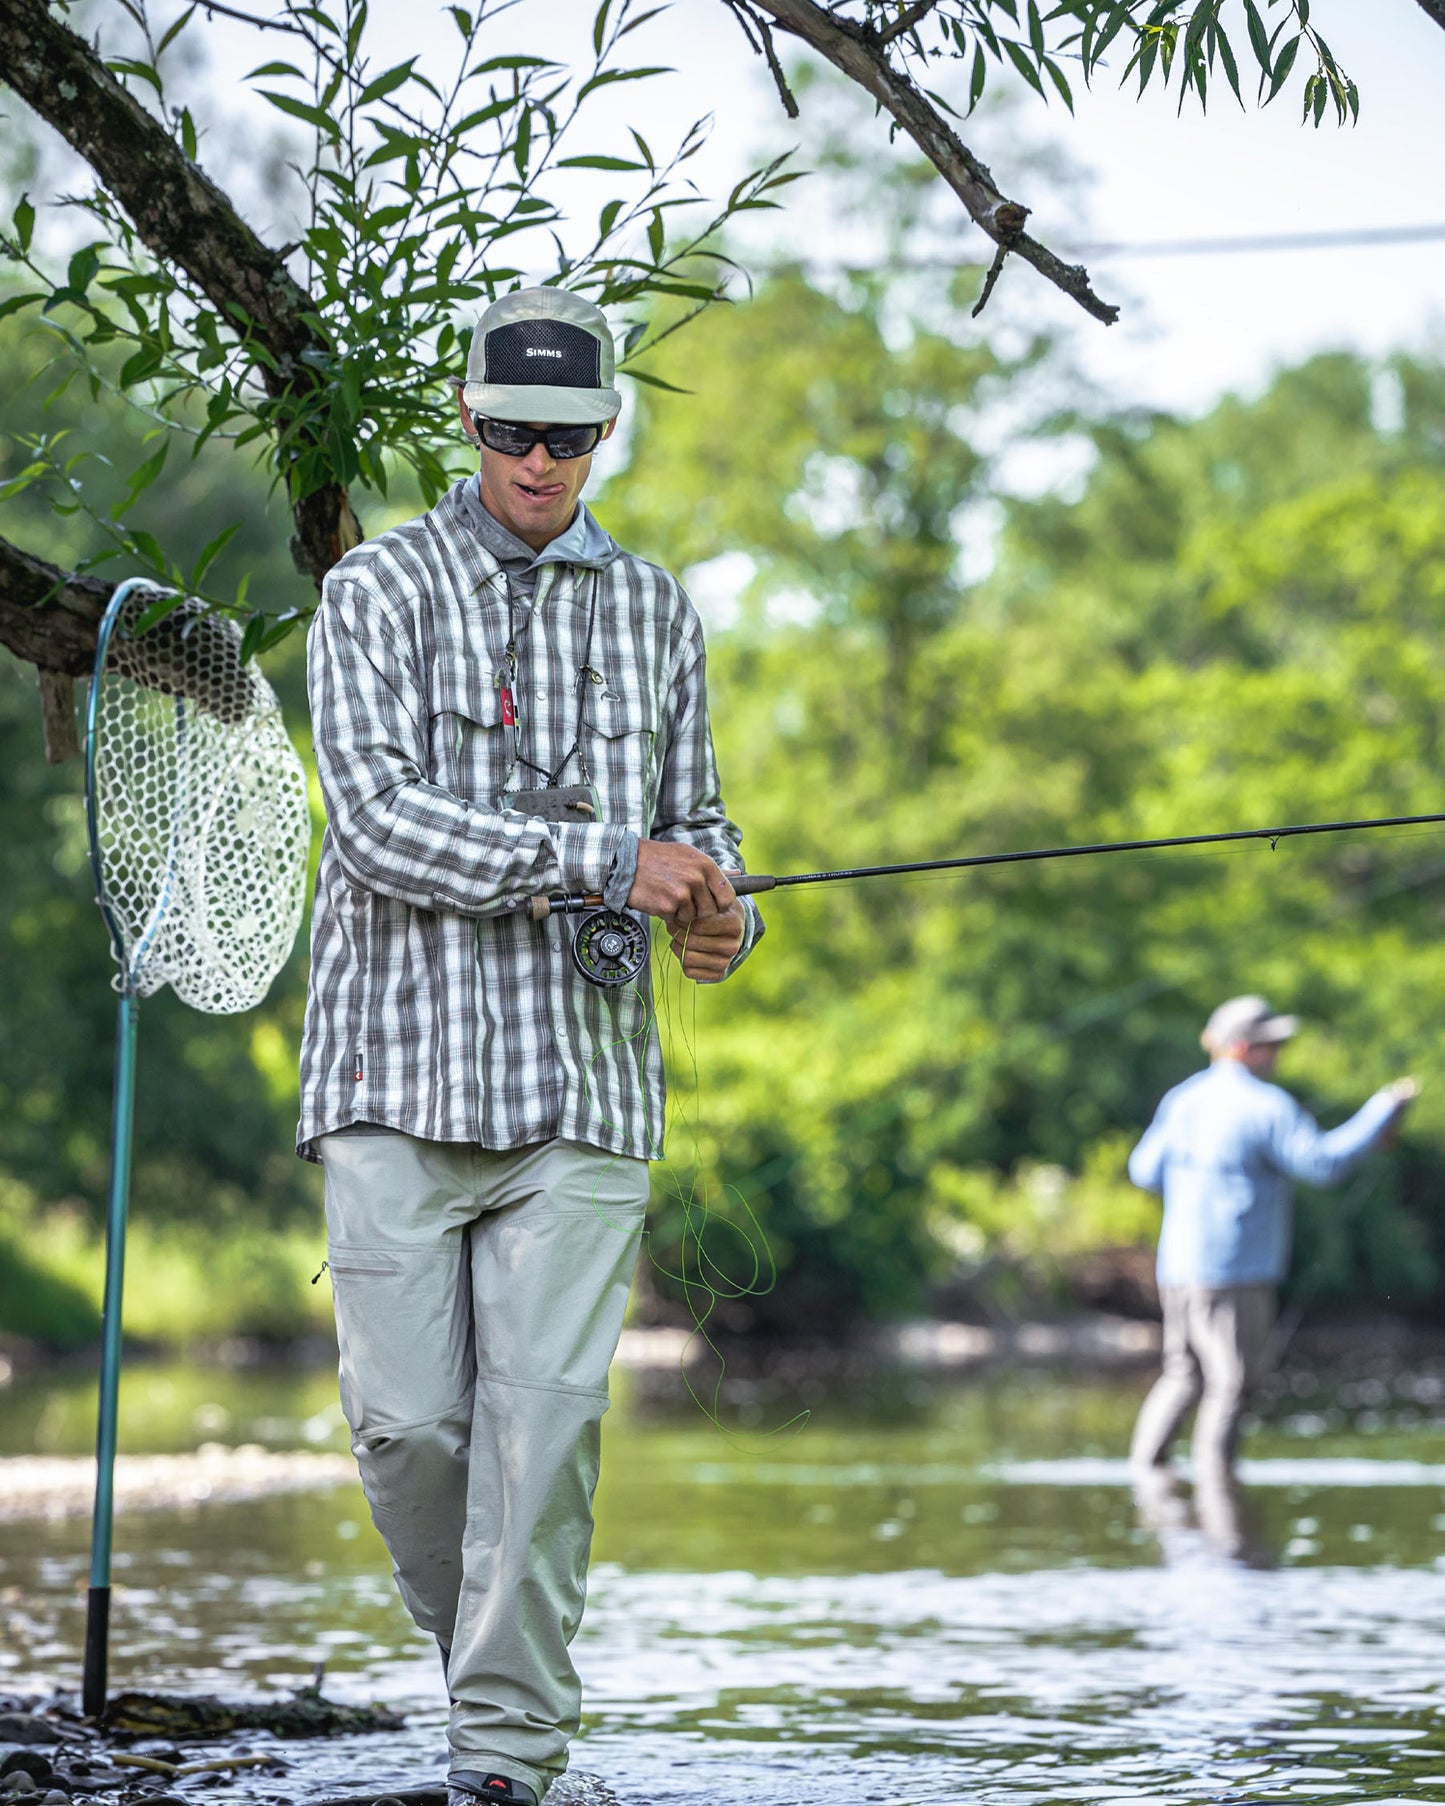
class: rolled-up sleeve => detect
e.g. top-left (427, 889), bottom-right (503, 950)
top-left (650, 620), bottom-right (764, 975)
top-left (309, 574), bottom-right (625, 915)
top-left (1268, 1089), bottom-right (1401, 1187)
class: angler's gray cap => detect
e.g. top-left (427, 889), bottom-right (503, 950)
top-left (463, 288), bottom-right (621, 426)
top-left (1202, 994), bottom-right (1299, 1052)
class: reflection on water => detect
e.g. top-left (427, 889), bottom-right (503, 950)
top-left (2, 1360), bottom-right (1444, 1804)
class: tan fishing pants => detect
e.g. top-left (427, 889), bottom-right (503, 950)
top-left (1130, 1282), bottom-right (1276, 1477)
top-left (318, 1132), bottom-right (648, 1801)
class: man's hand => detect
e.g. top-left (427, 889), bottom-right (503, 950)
top-left (1386, 1077), bottom-right (1421, 1106)
top-left (628, 839), bottom-right (735, 924)
top-left (666, 901), bottom-right (746, 982)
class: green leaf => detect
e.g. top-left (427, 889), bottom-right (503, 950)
top-left (178, 106), bottom-right (198, 160)
top-left (453, 97), bottom-right (518, 133)
top-left (258, 90), bottom-right (343, 137)
top-left (12, 193), bottom-right (34, 254)
top-left (1216, 26), bottom-right (1242, 106)
top-left (557, 154), bottom-right (646, 172)
top-left (593, 0), bottom-right (612, 56)
top-left (625, 367), bottom-right (689, 393)
top-left (447, 5), bottom-right (473, 36)
top-left (358, 60), bottom-right (416, 105)
top-left (191, 522), bottom-right (243, 585)
top-left (105, 58), bottom-right (163, 98)
top-left (1243, 0), bottom-right (1270, 73)
top-left (244, 60), bottom-right (305, 79)
top-left (470, 54), bottom-right (555, 73)
top-left (1265, 33), bottom-right (1299, 102)
top-left (66, 246), bottom-right (100, 295)
top-left (1003, 36), bottom-right (1047, 98)
top-left (156, 4), bottom-right (196, 56)
top-left (577, 65), bottom-right (671, 102)
top-left (513, 106), bottom-right (532, 176)
top-left (239, 612), bottom-right (267, 665)
top-left (968, 41), bottom-right (987, 113)
top-left (1043, 56), bottom-right (1074, 110)
top-left (0, 292), bottom-right (43, 321)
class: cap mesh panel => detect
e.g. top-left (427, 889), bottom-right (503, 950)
top-left (483, 320), bottom-right (601, 389)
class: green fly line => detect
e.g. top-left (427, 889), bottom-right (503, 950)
top-left (579, 917), bottom-right (808, 1442)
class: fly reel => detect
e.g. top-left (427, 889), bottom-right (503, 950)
top-left (569, 907), bottom-right (651, 987)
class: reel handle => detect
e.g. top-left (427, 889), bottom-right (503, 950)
top-left (528, 871), bottom-right (776, 921)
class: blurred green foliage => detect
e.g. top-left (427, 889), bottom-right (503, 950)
top-left (606, 286), bottom-right (1445, 1334)
top-left (5, 254), bottom-right (1445, 1349)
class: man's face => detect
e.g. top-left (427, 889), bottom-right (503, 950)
top-left (461, 396), bottom-right (615, 551)
top-left (1240, 1040), bottom-right (1281, 1077)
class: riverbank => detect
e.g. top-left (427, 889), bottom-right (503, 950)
top-left (7, 1308), bottom-right (1445, 1393)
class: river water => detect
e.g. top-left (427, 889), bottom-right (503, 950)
top-left (2, 1354), bottom-right (1444, 1804)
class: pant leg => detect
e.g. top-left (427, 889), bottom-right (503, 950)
top-left (1130, 1285), bottom-right (1202, 1469)
top-left (1191, 1284), bottom-right (1276, 1479)
top-left (319, 1131), bottom-right (477, 1641)
top-left (447, 1140), bottom-right (648, 1799)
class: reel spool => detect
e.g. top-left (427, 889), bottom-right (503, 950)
top-left (569, 907), bottom-right (651, 987)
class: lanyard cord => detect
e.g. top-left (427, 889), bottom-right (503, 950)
top-left (503, 569), bottom-right (600, 789)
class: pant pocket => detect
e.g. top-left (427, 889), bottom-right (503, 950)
top-left (329, 1241), bottom-right (472, 1433)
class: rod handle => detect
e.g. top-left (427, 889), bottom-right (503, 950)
top-left (529, 872), bottom-right (776, 921)
top-left (529, 892), bottom-right (602, 921)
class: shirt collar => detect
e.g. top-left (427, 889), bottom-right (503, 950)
top-left (463, 474), bottom-right (616, 575)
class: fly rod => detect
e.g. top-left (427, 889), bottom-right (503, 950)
top-left (531, 811), bottom-right (1445, 987)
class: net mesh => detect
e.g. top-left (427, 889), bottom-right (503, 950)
top-left (89, 591), bottom-right (310, 1013)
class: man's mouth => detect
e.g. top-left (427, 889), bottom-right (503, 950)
top-left (515, 479), bottom-right (566, 502)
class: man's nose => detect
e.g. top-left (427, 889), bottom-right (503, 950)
top-left (521, 442), bottom-right (557, 479)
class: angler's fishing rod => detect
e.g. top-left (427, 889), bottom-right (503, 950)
top-left (531, 811), bottom-right (1445, 987)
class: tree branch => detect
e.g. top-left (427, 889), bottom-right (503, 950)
top-left (0, 532), bottom-right (111, 679)
top-left (876, 0), bottom-right (944, 48)
top-left (0, 0), bottom-right (361, 585)
top-left (740, 0), bottom-right (1119, 325)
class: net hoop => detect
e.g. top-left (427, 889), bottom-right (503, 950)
top-left (84, 578), bottom-right (310, 1012)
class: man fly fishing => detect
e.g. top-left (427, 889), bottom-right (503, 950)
top-left (297, 287), bottom-right (764, 1805)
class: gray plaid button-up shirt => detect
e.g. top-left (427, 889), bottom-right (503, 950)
top-left (297, 477), bottom-right (761, 1162)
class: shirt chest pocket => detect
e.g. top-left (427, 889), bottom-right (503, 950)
top-left (426, 664), bottom-right (508, 804)
top-left (583, 682), bottom-right (661, 830)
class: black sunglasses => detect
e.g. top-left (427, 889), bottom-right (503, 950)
top-left (476, 418), bottom-right (605, 460)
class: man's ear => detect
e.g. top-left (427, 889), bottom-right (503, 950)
top-left (600, 417), bottom-right (618, 441)
top-left (457, 389), bottom-right (480, 444)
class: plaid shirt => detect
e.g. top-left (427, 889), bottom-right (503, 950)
top-left (297, 478), bottom-right (761, 1162)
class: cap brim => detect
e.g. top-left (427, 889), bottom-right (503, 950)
top-left (1249, 1016), bottom-right (1298, 1043)
top-left (462, 381), bottom-right (620, 425)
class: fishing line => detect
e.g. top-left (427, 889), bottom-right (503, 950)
top-left (577, 918), bottom-right (807, 1442)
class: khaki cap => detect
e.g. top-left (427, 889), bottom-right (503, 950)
top-left (1201, 994), bottom-right (1299, 1052)
top-left (463, 287), bottom-right (621, 426)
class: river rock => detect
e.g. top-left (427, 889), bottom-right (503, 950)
top-left (1, 1754), bottom-right (53, 1785)
top-left (4, 1775), bottom-right (38, 1796)
top-left (0, 1725), bottom-right (58, 1751)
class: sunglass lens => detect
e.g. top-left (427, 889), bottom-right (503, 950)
top-left (546, 426), bottom-right (602, 459)
top-left (480, 420), bottom-right (535, 456)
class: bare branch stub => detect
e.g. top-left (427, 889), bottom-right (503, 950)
top-left (38, 672), bottom-right (80, 764)
top-left (741, 0), bottom-right (1119, 326)
top-left (726, 0), bottom-right (801, 118)
top-left (875, 0), bottom-right (945, 48)
top-left (0, 0), bottom-right (362, 586)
